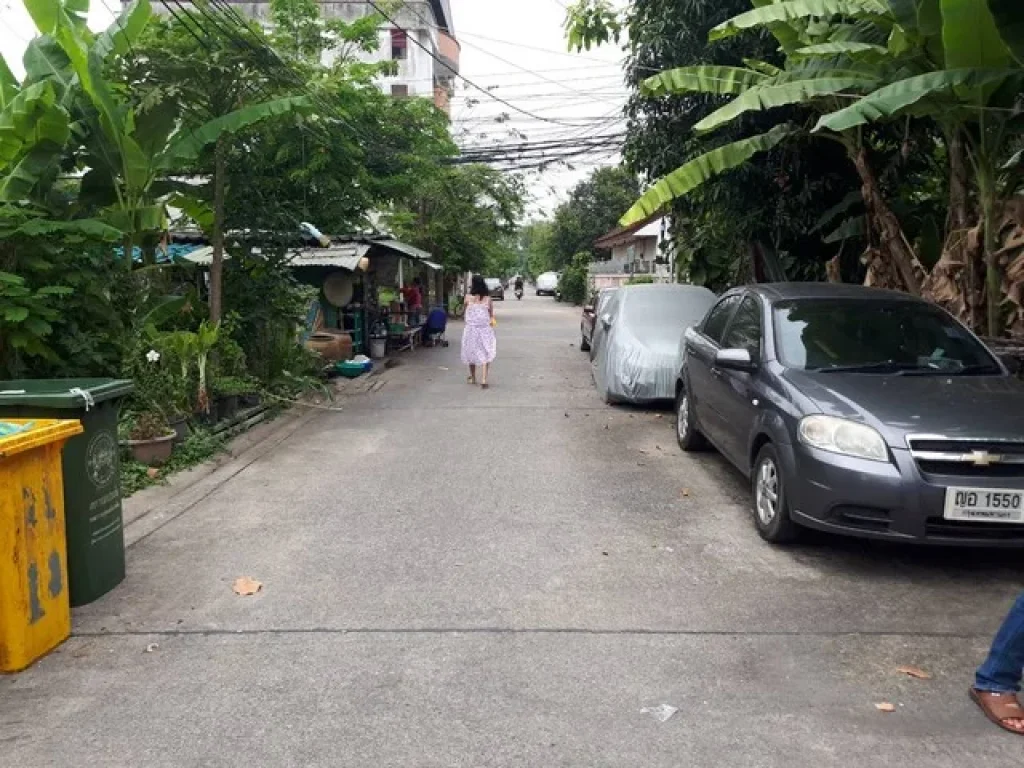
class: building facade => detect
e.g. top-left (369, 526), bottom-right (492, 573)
top-left (144, 0), bottom-right (459, 114)
top-left (590, 217), bottom-right (674, 290)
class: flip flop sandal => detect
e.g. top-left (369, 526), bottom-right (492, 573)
top-left (467, 376), bottom-right (476, 385)
top-left (970, 688), bottom-right (1024, 735)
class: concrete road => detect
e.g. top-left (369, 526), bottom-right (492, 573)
top-left (4, 293), bottom-right (1024, 766)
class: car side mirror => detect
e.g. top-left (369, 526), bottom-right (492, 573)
top-left (583, 304), bottom-right (595, 314)
top-left (600, 313), bottom-right (613, 328)
top-left (714, 348), bottom-right (757, 372)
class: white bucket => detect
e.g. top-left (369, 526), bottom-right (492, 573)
top-left (370, 337), bottom-right (387, 360)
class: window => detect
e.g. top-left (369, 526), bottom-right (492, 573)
top-left (721, 296), bottom-right (762, 356)
top-left (701, 295), bottom-right (740, 345)
top-left (391, 84), bottom-right (409, 98)
top-left (773, 299), bottom-right (1000, 373)
top-left (390, 29), bottom-right (408, 60)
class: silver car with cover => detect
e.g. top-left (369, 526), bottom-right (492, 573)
top-left (592, 283), bottom-right (716, 404)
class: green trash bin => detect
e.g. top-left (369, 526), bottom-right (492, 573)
top-left (0, 379), bottom-right (134, 606)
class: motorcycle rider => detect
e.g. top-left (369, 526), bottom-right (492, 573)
top-left (514, 275), bottom-right (524, 298)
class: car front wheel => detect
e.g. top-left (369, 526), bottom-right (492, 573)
top-left (751, 444), bottom-right (799, 544)
top-left (675, 388), bottom-right (706, 452)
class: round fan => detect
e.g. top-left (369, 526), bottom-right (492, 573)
top-left (323, 270), bottom-right (355, 308)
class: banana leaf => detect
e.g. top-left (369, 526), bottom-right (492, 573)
top-left (641, 66), bottom-right (769, 98)
top-left (710, 0), bottom-right (891, 42)
top-left (814, 68), bottom-right (1019, 132)
top-left (620, 125), bottom-right (795, 226)
top-left (987, 0), bottom-right (1024, 63)
top-left (695, 77), bottom-right (876, 133)
top-left (160, 96), bottom-right (312, 167)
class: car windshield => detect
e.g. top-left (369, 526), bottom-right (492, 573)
top-left (485, 279), bottom-right (500, 289)
top-left (774, 299), bottom-right (1000, 374)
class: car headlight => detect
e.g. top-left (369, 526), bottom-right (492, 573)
top-left (798, 415), bottom-right (888, 462)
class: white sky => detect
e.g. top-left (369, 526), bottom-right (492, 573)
top-left (0, 0), bottom-right (630, 218)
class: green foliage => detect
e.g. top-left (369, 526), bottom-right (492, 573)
top-left (627, 274), bottom-right (657, 285)
top-left (548, 166), bottom-right (640, 267)
top-left (120, 428), bottom-right (225, 498)
top-left (557, 251), bottom-right (591, 305)
top-left (212, 375), bottom-right (259, 396)
top-left (387, 164), bottom-right (526, 275)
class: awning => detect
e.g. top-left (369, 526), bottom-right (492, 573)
top-left (182, 243), bottom-right (368, 271)
top-left (370, 239), bottom-right (442, 271)
top-left (180, 237), bottom-right (441, 272)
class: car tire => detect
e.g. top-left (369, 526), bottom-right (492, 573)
top-left (750, 444), bottom-right (799, 544)
top-left (674, 387), bottom-right (706, 452)
top-left (580, 332), bottom-right (590, 352)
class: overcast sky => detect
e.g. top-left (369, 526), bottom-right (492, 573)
top-left (0, 0), bottom-right (630, 218)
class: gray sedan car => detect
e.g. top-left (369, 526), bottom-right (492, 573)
top-left (676, 282), bottom-right (1024, 546)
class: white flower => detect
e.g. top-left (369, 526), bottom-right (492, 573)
top-left (146, 349), bottom-right (161, 364)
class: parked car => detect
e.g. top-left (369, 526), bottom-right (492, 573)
top-left (485, 277), bottom-right (505, 301)
top-left (580, 288), bottom-right (617, 353)
top-left (593, 283), bottom-right (716, 404)
top-left (536, 271), bottom-right (559, 296)
top-left (676, 282), bottom-right (1024, 547)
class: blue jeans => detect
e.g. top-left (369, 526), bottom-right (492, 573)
top-left (976, 592), bottom-right (1024, 693)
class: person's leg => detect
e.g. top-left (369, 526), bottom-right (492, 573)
top-left (972, 592), bottom-right (1024, 734)
top-left (480, 362), bottom-right (489, 388)
top-left (468, 364), bottom-right (476, 384)
top-left (976, 592), bottom-right (1024, 693)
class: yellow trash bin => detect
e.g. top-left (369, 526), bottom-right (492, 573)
top-left (0, 418), bottom-right (83, 673)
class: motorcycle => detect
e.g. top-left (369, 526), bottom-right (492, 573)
top-left (514, 287), bottom-right (523, 300)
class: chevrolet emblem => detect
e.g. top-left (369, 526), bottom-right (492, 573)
top-left (967, 450), bottom-right (1002, 466)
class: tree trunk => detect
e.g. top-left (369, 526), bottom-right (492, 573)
top-left (122, 233), bottom-right (134, 272)
top-left (209, 138), bottom-right (227, 325)
top-left (850, 145), bottom-right (921, 295)
top-left (922, 130), bottom-right (976, 324)
top-left (978, 164), bottom-right (1001, 337)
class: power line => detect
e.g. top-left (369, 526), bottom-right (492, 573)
top-left (364, 0), bottom-right (591, 127)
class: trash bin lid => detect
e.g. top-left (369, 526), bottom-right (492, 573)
top-left (0, 379), bottom-right (134, 409)
top-left (0, 419), bottom-right (84, 459)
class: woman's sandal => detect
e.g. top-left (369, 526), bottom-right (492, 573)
top-left (970, 688), bottom-right (1024, 734)
top-left (467, 376), bottom-right (476, 385)
top-left (481, 382), bottom-right (489, 389)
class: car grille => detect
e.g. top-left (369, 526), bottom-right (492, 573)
top-left (906, 437), bottom-right (1024, 478)
top-left (924, 517), bottom-right (1024, 541)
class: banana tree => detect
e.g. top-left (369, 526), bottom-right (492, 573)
top-left (813, 0), bottom-right (1024, 335)
top-left (620, 0), bottom-right (929, 294)
top-left (24, 0), bottom-right (310, 321)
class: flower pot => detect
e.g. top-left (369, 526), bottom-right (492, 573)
top-left (194, 403), bottom-right (218, 427)
top-left (169, 414), bottom-right (190, 445)
top-left (239, 393), bottom-right (261, 408)
top-left (126, 433), bottom-right (175, 466)
top-left (217, 394), bottom-right (239, 421)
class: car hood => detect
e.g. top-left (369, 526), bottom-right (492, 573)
top-left (784, 370), bottom-right (1024, 444)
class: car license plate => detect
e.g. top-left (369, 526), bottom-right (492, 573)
top-left (943, 487), bottom-right (1024, 523)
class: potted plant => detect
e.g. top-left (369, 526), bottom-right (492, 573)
top-left (211, 376), bottom-right (254, 421)
top-left (124, 411), bottom-right (176, 466)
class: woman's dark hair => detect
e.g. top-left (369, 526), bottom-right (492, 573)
top-left (470, 274), bottom-right (489, 299)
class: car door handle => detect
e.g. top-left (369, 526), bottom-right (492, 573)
top-left (711, 367), bottom-right (723, 378)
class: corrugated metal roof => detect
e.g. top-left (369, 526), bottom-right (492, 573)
top-left (181, 238), bottom-right (441, 272)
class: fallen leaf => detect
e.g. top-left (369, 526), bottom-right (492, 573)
top-left (604, 424), bottom-right (610, 430)
top-left (639, 449), bottom-right (649, 454)
top-left (656, 445), bottom-right (662, 450)
top-left (232, 576), bottom-right (263, 596)
top-left (602, 551), bottom-right (609, 556)
top-left (146, 467), bottom-right (160, 479)
top-left (681, 488), bottom-right (690, 497)
top-left (896, 665), bottom-right (931, 680)
top-left (874, 702), bottom-right (896, 713)
top-left (564, 412), bottom-right (570, 418)
top-left (145, 643), bottom-right (159, 653)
